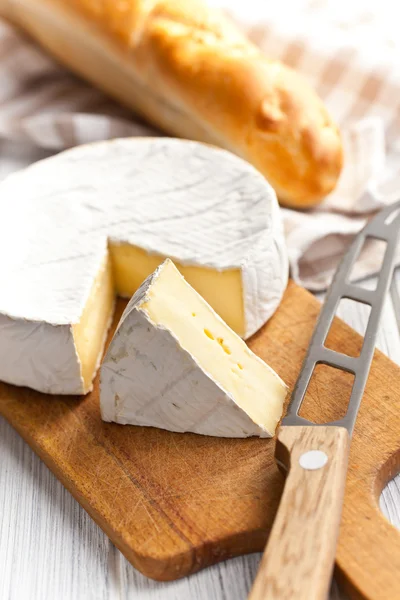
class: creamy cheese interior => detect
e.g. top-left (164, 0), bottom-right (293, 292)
top-left (141, 260), bottom-right (286, 434)
top-left (72, 256), bottom-right (115, 393)
top-left (109, 243), bottom-right (245, 334)
top-left (73, 246), bottom-right (245, 393)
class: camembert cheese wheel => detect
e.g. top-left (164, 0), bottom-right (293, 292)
top-left (0, 138), bottom-right (288, 395)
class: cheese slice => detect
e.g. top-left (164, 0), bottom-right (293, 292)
top-left (100, 260), bottom-right (287, 437)
top-left (0, 138), bottom-right (288, 395)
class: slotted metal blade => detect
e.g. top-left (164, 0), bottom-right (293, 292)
top-left (283, 200), bottom-right (400, 435)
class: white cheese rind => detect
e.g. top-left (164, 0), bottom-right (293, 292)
top-left (0, 316), bottom-right (83, 394)
top-left (0, 138), bottom-right (288, 394)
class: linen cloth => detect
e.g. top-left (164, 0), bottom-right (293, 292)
top-left (0, 0), bottom-right (399, 290)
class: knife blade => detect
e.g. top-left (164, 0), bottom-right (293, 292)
top-left (249, 199), bottom-right (400, 600)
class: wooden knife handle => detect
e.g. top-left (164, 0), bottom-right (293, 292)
top-left (249, 425), bottom-right (350, 600)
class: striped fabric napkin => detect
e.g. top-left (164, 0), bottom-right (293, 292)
top-left (0, 0), bottom-right (399, 290)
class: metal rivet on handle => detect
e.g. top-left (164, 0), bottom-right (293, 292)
top-left (299, 450), bottom-right (328, 470)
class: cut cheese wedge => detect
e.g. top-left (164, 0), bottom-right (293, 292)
top-left (0, 138), bottom-right (288, 395)
top-left (100, 260), bottom-right (287, 437)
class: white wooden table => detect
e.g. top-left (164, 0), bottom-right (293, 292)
top-left (0, 140), bottom-right (399, 600)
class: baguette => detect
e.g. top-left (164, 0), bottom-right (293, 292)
top-left (0, 0), bottom-right (343, 207)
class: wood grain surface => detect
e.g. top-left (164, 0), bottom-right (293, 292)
top-left (249, 426), bottom-right (350, 600)
top-left (0, 281), bottom-right (399, 600)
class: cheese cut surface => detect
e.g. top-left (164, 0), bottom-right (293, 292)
top-left (109, 243), bottom-right (245, 336)
top-left (72, 255), bottom-right (115, 393)
top-left (101, 260), bottom-right (287, 437)
top-left (0, 138), bottom-right (288, 395)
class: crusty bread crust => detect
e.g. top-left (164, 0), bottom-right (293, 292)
top-left (2, 0), bottom-right (343, 207)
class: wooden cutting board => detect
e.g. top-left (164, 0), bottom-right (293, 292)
top-left (1, 281), bottom-right (399, 599)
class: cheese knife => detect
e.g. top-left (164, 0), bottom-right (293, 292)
top-left (249, 199), bottom-right (400, 600)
